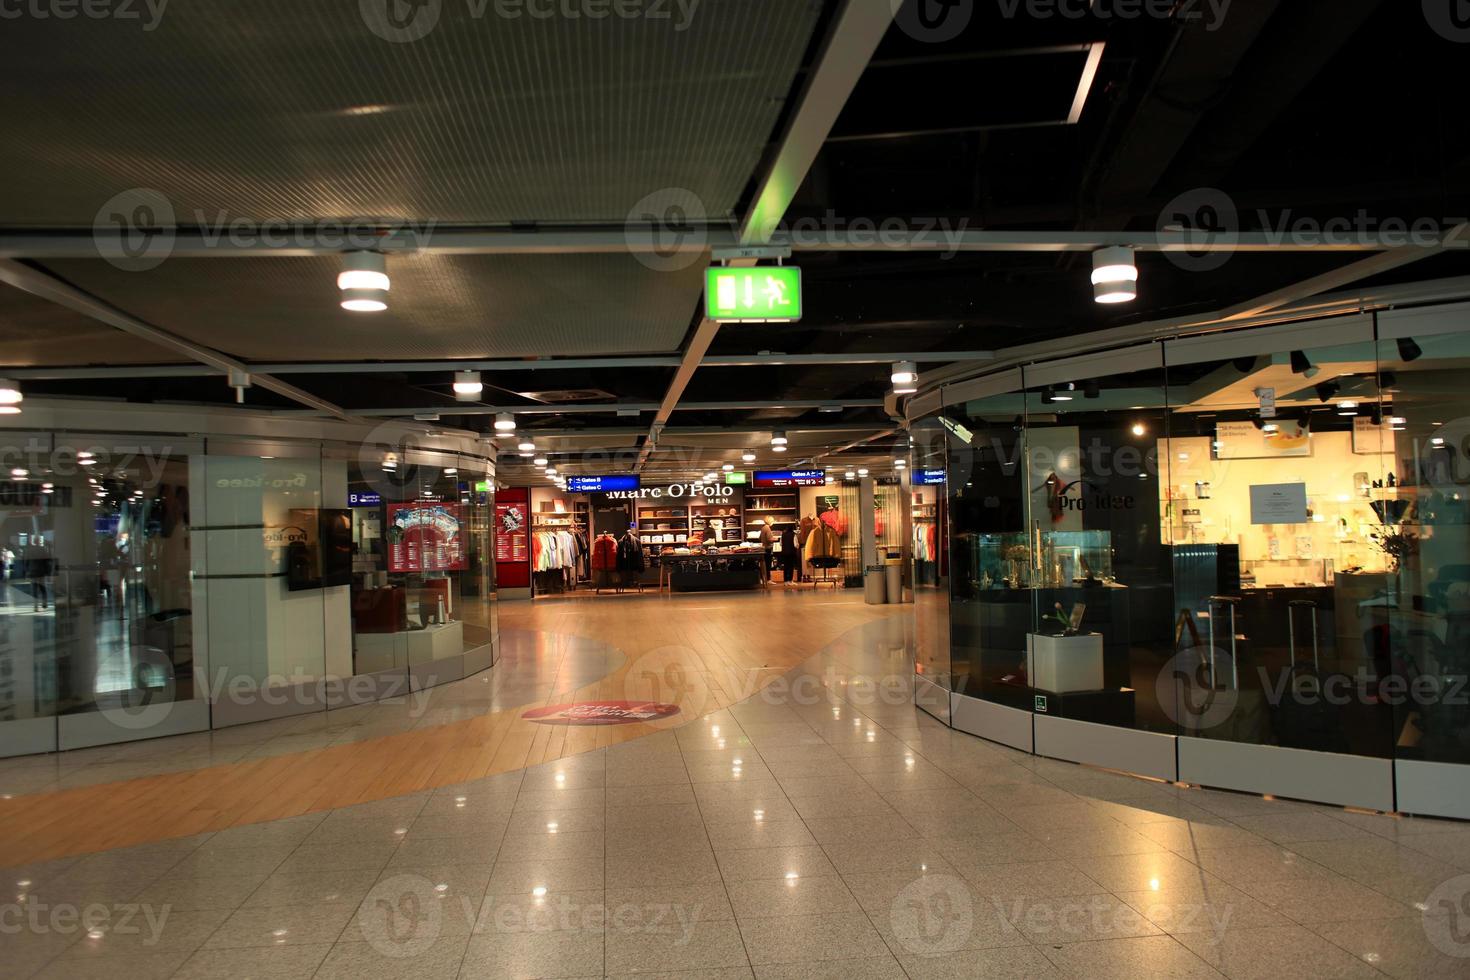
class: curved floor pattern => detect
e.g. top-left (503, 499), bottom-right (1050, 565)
top-left (0, 590), bottom-right (900, 865)
top-left (7, 612), bottom-right (1470, 978)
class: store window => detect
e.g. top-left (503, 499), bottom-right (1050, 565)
top-left (1160, 335), bottom-right (1395, 758)
top-left (345, 449), bottom-right (491, 690)
top-left (909, 418), bottom-right (949, 705)
top-left (942, 374), bottom-right (1031, 706)
top-left (1373, 322), bottom-right (1470, 766)
top-left (0, 434), bottom-right (202, 753)
top-left (1021, 358), bottom-right (1174, 731)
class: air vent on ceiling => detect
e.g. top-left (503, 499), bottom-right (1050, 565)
top-left (516, 388), bottom-right (616, 403)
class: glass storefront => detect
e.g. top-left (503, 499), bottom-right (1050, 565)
top-left (911, 307), bottom-right (1470, 816)
top-left (0, 430), bottom-right (497, 757)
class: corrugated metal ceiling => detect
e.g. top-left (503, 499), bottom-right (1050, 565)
top-left (1, 0), bottom-right (825, 226)
top-left (40, 252), bottom-right (709, 359)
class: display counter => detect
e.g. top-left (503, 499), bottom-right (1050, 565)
top-left (658, 551), bottom-right (764, 592)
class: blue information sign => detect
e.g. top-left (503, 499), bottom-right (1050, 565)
top-left (348, 491), bottom-right (383, 507)
top-left (915, 470), bottom-right (946, 486)
top-left (753, 470), bottom-right (825, 488)
top-left (567, 475), bottom-right (642, 493)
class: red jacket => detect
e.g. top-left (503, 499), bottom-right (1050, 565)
top-left (591, 535), bottom-right (618, 571)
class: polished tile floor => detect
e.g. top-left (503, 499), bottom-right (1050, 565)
top-left (7, 612), bottom-right (1470, 978)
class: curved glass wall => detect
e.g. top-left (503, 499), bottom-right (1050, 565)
top-left (912, 310), bottom-right (1470, 815)
top-left (0, 430), bottom-right (498, 757)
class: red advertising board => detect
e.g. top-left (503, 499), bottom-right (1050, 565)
top-left (386, 502), bottom-right (467, 573)
top-left (494, 487), bottom-right (531, 588)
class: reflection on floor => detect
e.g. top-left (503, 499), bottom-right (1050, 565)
top-left (0, 590), bottom-right (900, 864)
top-left (7, 613), bottom-right (1470, 979)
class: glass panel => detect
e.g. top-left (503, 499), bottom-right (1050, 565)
top-left (0, 434), bottom-right (62, 756)
top-left (910, 417), bottom-right (949, 699)
top-left (1020, 366), bottom-right (1173, 729)
top-left (1161, 341), bottom-right (1393, 756)
top-left (944, 383), bottom-right (1032, 707)
top-left (1373, 329), bottom-right (1470, 765)
top-left (201, 449), bottom-right (328, 725)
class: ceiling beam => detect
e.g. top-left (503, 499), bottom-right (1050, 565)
top-left (296, 399), bottom-right (888, 419)
top-left (1, 351), bottom-right (994, 381)
top-left (914, 233), bottom-right (1470, 399)
top-left (0, 259), bottom-right (349, 419)
top-left (0, 227), bottom-right (1407, 260)
top-left (738, 0), bottom-right (896, 245)
top-left (635, 0), bottom-right (896, 473)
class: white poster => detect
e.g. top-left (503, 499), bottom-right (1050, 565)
top-left (1249, 483), bottom-right (1309, 525)
top-left (1352, 416), bottom-right (1396, 455)
top-left (1216, 419), bottom-right (1311, 459)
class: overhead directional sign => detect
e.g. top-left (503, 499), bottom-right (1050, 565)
top-left (567, 475), bottom-right (641, 493)
top-left (705, 266), bottom-right (802, 323)
top-left (753, 470), bottom-right (824, 488)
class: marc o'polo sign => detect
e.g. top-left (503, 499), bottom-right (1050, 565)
top-left (521, 701), bottom-right (681, 726)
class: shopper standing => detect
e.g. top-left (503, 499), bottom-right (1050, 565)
top-left (780, 524), bottom-right (802, 585)
top-left (758, 517), bottom-right (776, 585)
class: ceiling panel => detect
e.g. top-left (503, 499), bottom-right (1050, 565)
top-left (42, 252), bottom-right (707, 359)
top-left (0, 282), bottom-right (185, 366)
top-left (0, 0), bottom-right (825, 226)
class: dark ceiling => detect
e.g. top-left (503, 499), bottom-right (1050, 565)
top-left (2, 0), bottom-right (1469, 473)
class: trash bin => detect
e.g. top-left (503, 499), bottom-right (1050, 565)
top-left (884, 558), bottom-right (904, 604)
top-left (863, 564), bottom-right (886, 605)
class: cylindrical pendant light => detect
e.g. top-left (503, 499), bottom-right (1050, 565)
top-left (453, 371), bottom-right (484, 401)
top-left (338, 252), bottom-right (389, 312)
top-left (1091, 246), bottom-right (1138, 304)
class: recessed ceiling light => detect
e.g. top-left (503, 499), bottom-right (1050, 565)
top-left (494, 413), bottom-right (516, 432)
top-left (771, 431), bottom-right (788, 446)
top-left (742, 450), bottom-right (756, 462)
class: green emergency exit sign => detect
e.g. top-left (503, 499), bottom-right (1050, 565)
top-left (705, 266), bottom-right (802, 323)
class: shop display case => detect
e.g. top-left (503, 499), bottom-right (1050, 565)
top-left (961, 530), bottom-right (1114, 592)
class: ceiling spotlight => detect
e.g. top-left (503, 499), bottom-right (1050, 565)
top-left (742, 450), bottom-right (756, 462)
top-left (857, 468), bottom-right (869, 478)
top-left (1379, 370), bottom-right (1398, 390)
top-left (1337, 400), bottom-right (1360, 416)
top-left (722, 463), bottom-right (735, 472)
top-left (1091, 246), bottom-right (1138, 304)
top-left (891, 361), bottom-right (919, 394)
top-left (1289, 350), bottom-right (1317, 376)
top-left (1397, 337), bottom-right (1423, 362)
top-left (1083, 380), bottom-right (1101, 399)
top-left (1053, 383), bottom-right (1074, 402)
top-left (533, 456), bottom-right (548, 467)
top-left (0, 378), bottom-right (21, 414)
top-left (845, 470), bottom-right (856, 480)
top-left (517, 438), bottom-right (535, 452)
top-left (338, 251), bottom-right (389, 312)
top-left (1131, 422), bottom-right (1146, 436)
top-left (771, 431), bottom-right (788, 446)
top-left (453, 371), bottom-right (484, 401)
top-left (1314, 380), bottom-right (1341, 402)
top-left (493, 413), bottom-right (516, 432)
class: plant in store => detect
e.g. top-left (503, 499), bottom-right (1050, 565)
top-left (1370, 523), bottom-right (1418, 574)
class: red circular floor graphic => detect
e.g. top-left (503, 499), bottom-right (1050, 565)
top-left (521, 700), bottom-right (682, 726)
